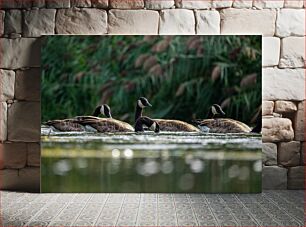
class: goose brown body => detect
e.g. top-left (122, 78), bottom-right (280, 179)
top-left (134, 97), bottom-right (200, 132)
top-left (45, 119), bottom-right (85, 132)
top-left (154, 119), bottom-right (200, 132)
top-left (77, 117), bottom-right (134, 133)
top-left (196, 118), bottom-right (251, 133)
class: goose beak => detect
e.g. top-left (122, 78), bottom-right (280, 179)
top-left (221, 110), bottom-right (226, 116)
top-left (147, 102), bottom-right (152, 107)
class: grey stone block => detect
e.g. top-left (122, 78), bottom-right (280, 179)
top-left (46, 0), bottom-right (70, 8)
top-left (0, 10), bottom-right (4, 35)
top-left (0, 142), bottom-right (27, 169)
top-left (71, 0), bottom-right (92, 7)
top-left (0, 167), bottom-right (40, 192)
top-left (301, 142), bottom-right (305, 165)
top-left (262, 117), bottom-right (294, 142)
top-left (56, 8), bottom-right (107, 34)
top-left (8, 101), bottom-right (40, 142)
top-left (0, 102), bottom-right (8, 142)
top-left (15, 68), bottom-right (41, 101)
top-left (263, 143), bottom-right (277, 165)
top-left (110, 0), bottom-right (144, 8)
top-left (0, 69), bottom-right (15, 102)
top-left (108, 10), bottom-right (159, 34)
top-left (23, 9), bottom-right (56, 37)
top-left (27, 143), bottom-right (40, 167)
top-left (91, 0), bottom-right (108, 8)
top-left (278, 141), bottom-right (301, 167)
top-left (4, 10), bottom-right (22, 34)
top-left (288, 166), bottom-right (304, 189)
top-left (32, 0), bottom-right (46, 8)
top-left (294, 101), bottom-right (305, 141)
top-left (262, 166), bottom-right (287, 189)
top-left (0, 0), bottom-right (32, 9)
top-left (0, 38), bottom-right (41, 69)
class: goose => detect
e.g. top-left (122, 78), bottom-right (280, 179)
top-left (135, 97), bottom-right (200, 132)
top-left (208, 104), bottom-right (226, 118)
top-left (76, 104), bottom-right (160, 133)
top-left (135, 97), bottom-right (152, 122)
top-left (73, 104), bottom-right (112, 122)
top-left (45, 104), bottom-right (124, 132)
top-left (151, 119), bottom-right (200, 132)
top-left (77, 117), bottom-right (134, 133)
top-left (194, 104), bottom-right (257, 133)
top-left (77, 115), bottom-right (160, 133)
top-left (135, 116), bottom-right (160, 133)
top-left (76, 104), bottom-right (135, 133)
top-left (45, 119), bottom-right (86, 132)
top-left (93, 104), bottom-right (112, 118)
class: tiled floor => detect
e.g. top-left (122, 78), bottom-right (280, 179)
top-left (1, 190), bottom-right (304, 226)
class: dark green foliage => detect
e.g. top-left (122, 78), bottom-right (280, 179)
top-left (42, 36), bottom-right (261, 124)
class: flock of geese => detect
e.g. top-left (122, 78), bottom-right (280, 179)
top-left (45, 97), bottom-right (261, 134)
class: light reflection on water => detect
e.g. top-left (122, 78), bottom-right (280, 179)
top-left (41, 131), bottom-right (262, 193)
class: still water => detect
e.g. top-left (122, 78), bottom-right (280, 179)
top-left (41, 128), bottom-right (262, 193)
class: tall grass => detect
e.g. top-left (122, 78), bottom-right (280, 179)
top-left (42, 36), bottom-right (261, 124)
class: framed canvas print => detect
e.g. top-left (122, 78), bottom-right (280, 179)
top-left (41, 35), bottom-right (262, 193)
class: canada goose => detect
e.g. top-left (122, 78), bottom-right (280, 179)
top-left (154, 119), bottom-right (200, 132)
top-left (194, 104), bottom-right (256, 133)
top-left (92, 104), bottom-right (112, 118)
top-left (45, 104), bottom-right (122, 132)
top-left (135, 97), bottom-right (152, 122)
top-left (76, 104), bottom-right (160, 133)
top-left (74, 104), bottom-right (112, 122)
top-left (77, 117), bottom-right (134, 133)
top-left (74, 104), bottom-right (113, 125)
top-left (75, 104), bottom-right (135, 133)
top-left (197, 118), bottom-right (251, 133)
top-left (208, 104), bottom-right (226, 118)
top-left (76, 116), bottom-right (160, 133)
top-left (135, 97), bottom-right (200, 132)
top-left (45, 119), bottom-right (85, 132)
top-left (135, 116), bottom-right (160, 133)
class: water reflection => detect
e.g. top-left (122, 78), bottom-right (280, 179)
top-left (123, 148), bottom-right (133, 159)
top-left (179, 173), bottom-right (195, 191)
top-left (52, 159), bottom-right (71, 176)
top-left (41, 132), bottom-right (262, 193)
top-left (253, 160), bottom-right (262, 172)
top-left (111, 149), bottom-right (120, 158)
top-left (161, 160), bottom-right (174, 174)
top-left (137, 159), bottom-right (160, 176)
top-left (190, 159), bottom-right (205, 173)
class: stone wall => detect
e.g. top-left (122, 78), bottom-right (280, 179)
top-left (0, 0), bottom-right (305, 192)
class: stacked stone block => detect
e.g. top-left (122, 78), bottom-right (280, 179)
top-left (0, 0), bottom-right (305, 191)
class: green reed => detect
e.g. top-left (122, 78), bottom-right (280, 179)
top-left (42, 36), bottom-right (261, 124)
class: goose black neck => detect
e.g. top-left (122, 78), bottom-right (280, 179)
top-left (105, 111), bottom-right (112, 118)
top-left (207, 109), bottom-right (214, 119)
top-left (135, 116), bottom-right (159, 133)
top-left (92, 107), bottom-right (100, 117)
top-left (251, 112), bottom-right (262, 133)
top-left (135, 105), bottom-right (143, 122)
top-left (135, 117), bottom-right (145, 132)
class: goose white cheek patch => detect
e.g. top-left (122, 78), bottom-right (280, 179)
top-left (212, 106), bottom-right (217, 115)
top-left (100, 105), bottom-right (105, 115)
top-left (138, 100), bottom-right (145, 108)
